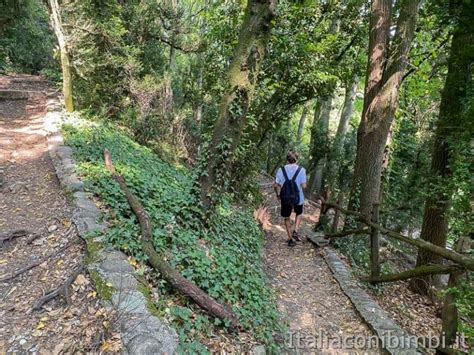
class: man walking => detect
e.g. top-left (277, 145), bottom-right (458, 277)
top-left (273, 151), bottom-right (307, 247)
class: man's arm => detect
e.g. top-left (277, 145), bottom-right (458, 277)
top-left (274, 168), bottom-right (282, 199)
top-left (273, 183), bottom-right (281, 199)
top-left (300, 168), bottom-right (307, 189)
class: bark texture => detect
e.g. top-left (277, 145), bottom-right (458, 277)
top-left (103, 150), bottom-right (238, 329)
top-left (48, 0), bottom-right (73, 112)
top-left (199, 0), bottom-right (276, 210)
top-left (411, 2), bottom-right (474, 295)
top-left (350, 0), bottom-right (420, 215)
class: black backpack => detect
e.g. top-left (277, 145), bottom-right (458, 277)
top-left (280, 166), bottom-right (302, 205)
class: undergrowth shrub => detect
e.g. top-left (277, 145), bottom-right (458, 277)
top-left (62, 122), bottom-right (283, 352)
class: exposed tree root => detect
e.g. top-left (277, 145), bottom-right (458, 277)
top-left (26, 232), bottom-right (44, 245)
top-left (0, 239), bottom-right (77, 283)
top-left (0, 229), bottom-right (31, 246)
top-left (32, 264), bottom-right (84, 311)
top-left (103, 149), bottom-right (239, 330)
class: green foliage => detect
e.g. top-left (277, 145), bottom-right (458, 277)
top-left (63, 121), bottom-right (283, 350)
top-left (0, 0), bottom-right (57, 74)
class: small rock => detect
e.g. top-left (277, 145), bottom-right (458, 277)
top-left (48, 225), bottom-right (58, 232)
top-left (32, 238), bottom-right (44, 246)
top-left (19, 339), bottom-right (26, 345)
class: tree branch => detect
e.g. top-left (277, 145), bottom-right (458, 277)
top-left (362, 264), bottom-right (461, 283)
top-left (324, 227), bottom-right (369, 239)
top-left (324, 202), bottom-right (474, 271)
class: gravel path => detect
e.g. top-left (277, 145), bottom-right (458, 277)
top-left (0, 75), bottom-right (120, 353)
top-left (257, 176), bottom-right (380, 354)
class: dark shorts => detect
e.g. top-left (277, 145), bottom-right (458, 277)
top-left (281, 203), bottom-right (303, 218)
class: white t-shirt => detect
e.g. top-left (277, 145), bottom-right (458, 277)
top-left (275, 164), bottom-right (307, 205)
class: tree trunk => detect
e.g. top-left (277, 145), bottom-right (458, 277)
top-left (199, 0), bottom-right (276, 210)
top-left (349, 0), bottom-right (420, 215)
top-left (336, 75), bottom-right (358, 141)
top-left (410, 2), bottom-right (474, 296)
top-left (266, 132), bottom-right (273, 173)
top-left (307, 96), bottom-right (332, 196)
top-left (193, 0), bottom-right (208, 124)
top-left (164, 0), bottom-right (178, 117)
top-left (438, 238), bottom-right (471, 352)
top-left (48, 0), bottom-right (73, 112)
top-left (103, 150), bottom-right (238, 329)
top-left (325, 75), bottom-right (358, 191)
top-left (296, 101), bottom-right (310, 145)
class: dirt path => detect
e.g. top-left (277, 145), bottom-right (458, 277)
top-left (257, 176), bottom-right (380, 354)
top-left (0, 75), bottom-right (119, 353)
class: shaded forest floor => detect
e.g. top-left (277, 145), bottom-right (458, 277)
top-left (0, 75), bottom-right (120, 353)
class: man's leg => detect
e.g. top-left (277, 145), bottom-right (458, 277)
top-left (281, 204), bottom-right (295, 246)
top-left (295, 214), bottom-right (303, 233)
top-left (284, 217), bottom-right (292, 240)
top-left (293, 204), bottom-right (304, 240)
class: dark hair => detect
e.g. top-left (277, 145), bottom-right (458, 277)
top-left (287, 151), bottom-right (298, 163)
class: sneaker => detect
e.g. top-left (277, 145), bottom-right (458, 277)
top-left (292, 230), bottom-right (302, 241)
top-left (287, 239), bottom-right (296, 247)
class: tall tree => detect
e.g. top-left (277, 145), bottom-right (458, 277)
top-left (296, 101), bottom-right (310, 145)
top-left (349, 0), bottom-right (421, 215)
top-left (307, 96), bottom-right (332, 196)
top-left (336, 75), bottom-right (358, 145)
top-left (410, 0), bottom-right (474, 296)
top-left (47, 0), bottom-right (73, 112)
top-left (199, 0), bottom-right (276, 210)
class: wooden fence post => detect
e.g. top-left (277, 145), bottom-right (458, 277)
top-left (370, 202), bottom-right (380, 281)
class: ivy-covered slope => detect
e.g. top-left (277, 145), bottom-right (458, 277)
top-left (63, 123), bottom-right (282, 351)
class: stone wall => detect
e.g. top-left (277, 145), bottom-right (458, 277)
top-left (43, 95), bottom-right (178, 354)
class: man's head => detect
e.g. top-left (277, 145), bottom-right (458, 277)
top-left (287, 151), bottom-right (298, 164)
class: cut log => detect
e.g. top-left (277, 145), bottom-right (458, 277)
top-left (362, 264), bottom-right (461, 283)
top-left (103, 149), bottom-right (238, 330)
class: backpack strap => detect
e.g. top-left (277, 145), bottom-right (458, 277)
top-left (281, 166), bottom-right (289, 181)
top-left (291, 166), bottom-right (302, 182)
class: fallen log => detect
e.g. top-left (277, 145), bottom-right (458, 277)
top-left (324, 202), bottom-right (474, 271)
top-left (362, 264), bottom-right (461, 283)
top-left (103, 149), bottom-right (238, 330)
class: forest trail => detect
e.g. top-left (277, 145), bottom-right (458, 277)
top-left (0, 75), bottom-right (117, 353)
top-left (257, 176), bottom-right (380, 354)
